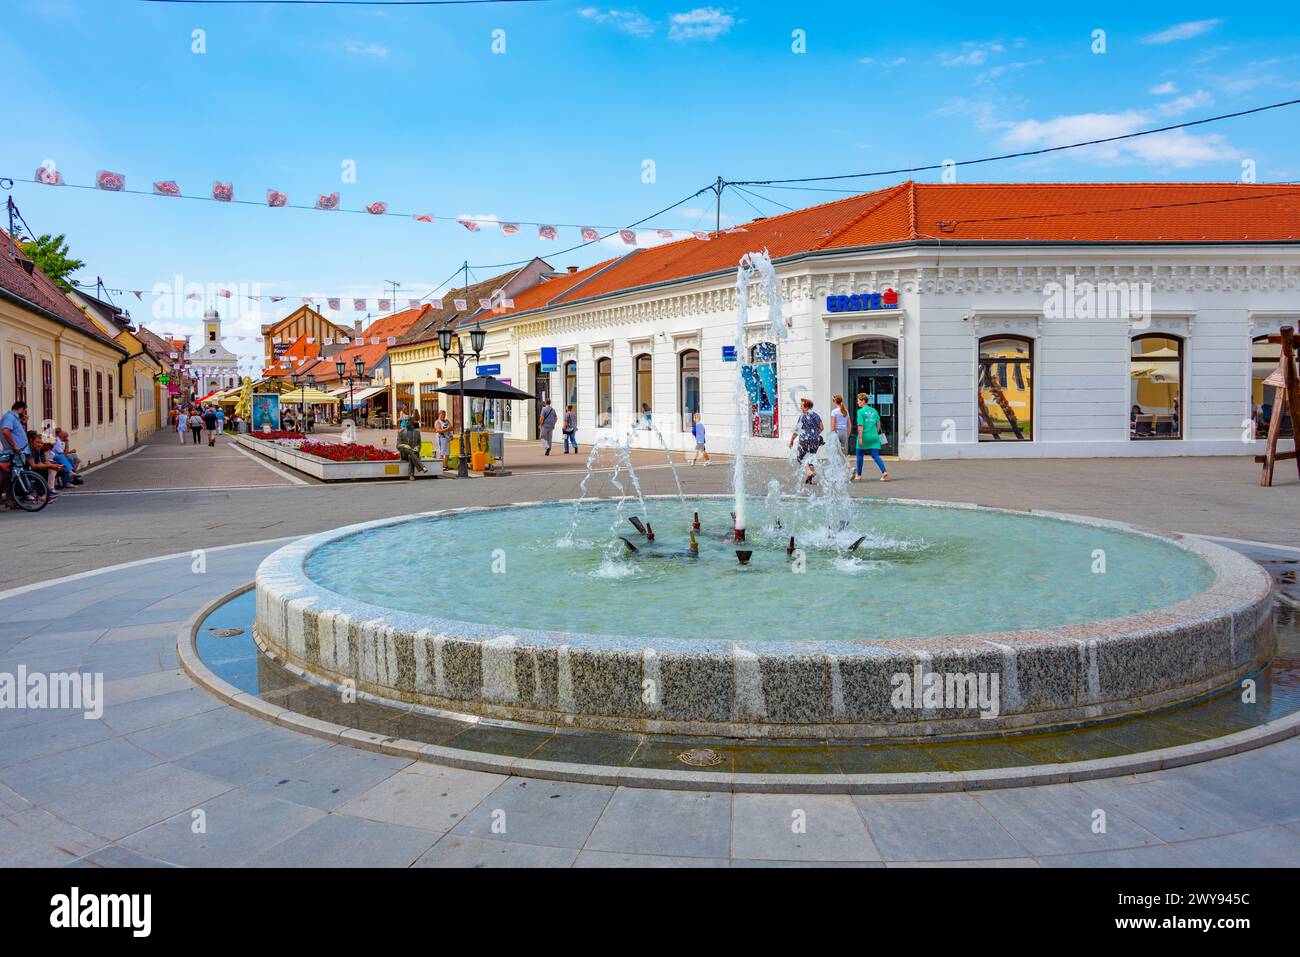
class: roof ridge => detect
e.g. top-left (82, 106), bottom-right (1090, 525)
top-left (816, 181), bottom-right (912, 249)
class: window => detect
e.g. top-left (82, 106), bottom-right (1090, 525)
top-left (1130, 335), bottom-right (1182, 440)
top-left (96, 371), bottom-right (104, 425)
top-left (1252, 335), bottom-right (1296, 438)
top-left (12, 353), bottom-right (27, 406)
top-left (419, 382), bottom-right (439, 428)
top-left (563, 360), bottom-right (578, 415)
top-left (851, 338), bottom-right (899, 362)
top-left (746, 343), bottom-right (779, 438)
top-left (41, 360), bottom-right (53, 424)
top-left (679, 349), bottom-right (700, 432)
top-left (107, 374), bottom-right (114, 422)
top-left (634, 354), bottom-right (653, 426)
top-left (70, 364), bottom-right (79, 430)
top-left (596, 357), bottom-right (612, 428)
top-left (209, 330), bottom-right (216, 342)
top-left (978, 336), bottom-right (1034, 442)
top-left (83, 369), bottom-right (91, 429)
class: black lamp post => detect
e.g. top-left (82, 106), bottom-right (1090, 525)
top-left (438, 322), bottom-right (485, 478)
top-left (336, 355), bottom-right (368, 426)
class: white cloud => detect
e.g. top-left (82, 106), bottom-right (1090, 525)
top-left (1156, 89), bottom-right (1212, 116)
top-left (578, 7), bottom-right (655, 38)
top-left (344, 40), bottom-right (388, 58)
top-left (1149, 81), bottom-right (1178, 95)
top-left (940, 41), bottom-right (1005, 67)
top-left (860, 56), bottom-right (907, 67)
top-left (1002, 109), bottom-right (1242, 167)
top-left (1141, 19), bottom-right (1222, 45)
top-left (668, 7), bottom-right (735, 42)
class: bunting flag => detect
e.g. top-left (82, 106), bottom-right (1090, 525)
top-left (479, 298), bottom-right (492, 309)
top-left (430, 299), bottom-right (444, 310)
top-left (387, 337), bottom-right (397, 346)
top-left (366, 201), bottom-right (388, 215)
top-left (692, 230), bottom-right (711, 241)
top-left (317, 193), bottom-right (340, 211)
top-left (538, 224), bottom-right (558, 240)
top-left (619, 229), bottom-right (637, 245)
top-left (186, 293), bottom-right (201, 301)
top-left (502, 298), bottom-right (515, 308)
top-left (580, 226), bottom-right (599, 241)
top-left (457, 218), bottom-right (479, 232)
top-left (132, 291), bottom-right (142, 300)
top-left (270, 295), bottom-right (286, 303)
top-left (453, 299), bottom-right (468, 311)
top-left (212, 182), bottom-right (234, 203)
top-left (407, 299), bottom-right (420, 309)
top-left (35, 166), bottom-right (64, 186)
top-left (96, 170), bottom-right (125, 191)
top-left (219, 289), bottom-right (233, 298)
top-left (657, 229), bottom-right (674, 239)
top-left (353, 299), bottom-right (366, 311)
top-left (413, 214), bottom-right (433, 223)
top-left (301, 297), bottom-right (311, 305)
top-left (500, 222), bottom-right (520, 235)
top-left (327, 298), bottom-right (340, 311)
top-left (267, 190), bottom-right (288, 207)
top-left (323, 337), bottom-right (333, 346)
top-left (378, 299), bottom-right (391, 311)
top-left (153, 180), bottom-right (181, 197)
top-left (305, 337), bottom-right (315, 344)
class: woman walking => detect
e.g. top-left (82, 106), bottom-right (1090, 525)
top-left (176, 409), bottom-right (188, 444)
top-left (788, 397), bottom-right (824, 484)
top-left (852, 392), bottom-right (888, 482)
top-left (830, 394), bottom-right (850, 453)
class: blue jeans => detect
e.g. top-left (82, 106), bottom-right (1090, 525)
top-left (563, 431), bottom-right (578, 453)
top-left (856, 447), bottom-right (886, 475)
top-left (52, 453), bottom-right (74, 484)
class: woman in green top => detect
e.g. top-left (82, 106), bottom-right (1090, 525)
top-left (853, 392), bottom-right (888, 481)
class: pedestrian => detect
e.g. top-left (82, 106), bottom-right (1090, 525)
top-left (788, 397), bottom-right (824, 484)
top-left (433, 410), bottom-right (452, 464)
top-left (830, 394), bottom-right (851, 453)
top-left (175, 408), bottom-right (188, 443)
top-left (690, 412), bottom-right (710, 466)
top-left (852, 392), bottom-right (888, 482)
top-left (215, 405), bottom-right (225, 437)
top-left (539, 399), bottom-right (556, 456)
top-left (397, 416), bottom-right (427, 480)
top-left (562, 404), bottom-right (578, 454)
top-left (50, 429), bottom-right (82, 486)
top-left (189, 408), bottom-right (203, 444)
top-left (306, 410), bottom-right (316, 434)
top-left (640, 403), bottom-right (653, 430)
top-left (1, 401), bottom-right (29, 457)
top-left (203, 405), bottom-right (219, 446)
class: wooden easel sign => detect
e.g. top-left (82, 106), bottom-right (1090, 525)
top-left (1256, 325), bottom-right (1300, 486)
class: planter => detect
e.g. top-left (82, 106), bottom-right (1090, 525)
top-left (236, 435), bottom-right (443, 482)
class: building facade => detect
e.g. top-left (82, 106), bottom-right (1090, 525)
top-left (192, 307), bottom-right (241, 394)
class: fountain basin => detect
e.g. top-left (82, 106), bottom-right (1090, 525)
top-left (253, 497), bottom-right (1274, 738)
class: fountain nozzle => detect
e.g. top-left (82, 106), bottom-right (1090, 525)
top-left (645, 522), bottom-right (654, 542)
top-left (692, 511), bottom-right (701, 531)
top-left (689, 531), bottom-right (698, 554)
top-left (618, 536), bottom-right (638, 553)
top-left (735, 550), bottom-right (752, 565)
top-left (848, 535), bottom-right (866, 553)
top-left (787, 536), bottom-right (796, 557)
top-left (734, 527), bottom-right (746, 543)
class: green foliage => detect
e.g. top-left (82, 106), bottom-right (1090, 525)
top-left (19, 233), bottom-right (84, 292)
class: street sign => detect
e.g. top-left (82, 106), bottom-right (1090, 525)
top-left (540, 346), bottom-right (557, 373)
top-left (476, 364), bottom-right (501, 376)
top-left (722, 345), bottom-right (737, 362)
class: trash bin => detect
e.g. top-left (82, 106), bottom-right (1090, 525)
top-left (471, 449), bottom-right (488, 471)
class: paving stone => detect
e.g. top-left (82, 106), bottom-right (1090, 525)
top-left (573, 850), bottom-right (729, 868)
top-left (414, 834), bottom-right (578, 868)
top-left (856, 792), bottom-right (1029, 862)
top-left (175, 726), bottom-right (330, 785)
top-left (450, 777), bottom-right (614, 849)
top-left (336, 766), bottom-right (502, 834)
top-left (732, 793), bottom-right (879, 862)
top-left (248, 813), bottom-right (437, 867)
top-left (245, 746), bottom-right (410, 810)
top-left (1168, 825), bottom-right (1300, 867)
top-left (0, 737), bottom-right (161, 805)
top-left (1038, 844), bottom-right (1197, 867)
top-left (99, 687), bottom-right (223, 736)
top-left (40, 762), bottom-right (231, 842)
top-left (0, 712), bottom-right (112, 768)
top-left (0, 808), bottom-right (104, 867)
top-left (127, 708), bottom-right (270, 762)
top-left (66, 844), bottom-right (180, 868)
top-left (972, 782), bottom-right (1164, 856)
top-left (585, 787), bottom-right (731, 859)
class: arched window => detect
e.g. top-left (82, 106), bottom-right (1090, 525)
top-left (746, 343), bottom-right (778, 438)
top-left (978, 336), bottom-right (1033, 442)
top-left (679, 349), bottom-right (700, 432)
top-left (1130, 335), bottom-right (1183, 440)
top-left (634, 353), bottom-right (653, 427)
top-left (596, 357), bottom-right (612, 428)
top-left (563, 360), bottom-right (577, 416)
top-left (1251, 334), bottom-right (1295, 438)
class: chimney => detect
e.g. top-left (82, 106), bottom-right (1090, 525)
top-left (567, 265), bottom-right (579, 274)
top-left (353, 320), bottom-right (362, 338)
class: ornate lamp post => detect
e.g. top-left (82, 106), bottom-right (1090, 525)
top-left (336, 356), bottom-right (367, 425)
top-left (438, 322), bottom-right (485, 478)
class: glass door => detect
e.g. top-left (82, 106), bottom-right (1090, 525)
top-left (848, 369), bottom-right (898, 454)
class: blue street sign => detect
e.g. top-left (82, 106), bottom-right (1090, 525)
top-left (540, 346), bottom-right (558, 373)
top-left (722, 345), bottom-right (737, 362)
top-left (476, 364), bottom-right (501, 376)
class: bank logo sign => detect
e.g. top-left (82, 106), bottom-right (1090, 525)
top-left (825, 289), bottom-right (899, 313)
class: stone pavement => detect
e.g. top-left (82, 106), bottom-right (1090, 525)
top-left (2, 541), bottom-right (1299, 868)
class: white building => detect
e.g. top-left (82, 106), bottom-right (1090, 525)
top-left (192, 306), bottom-right (241, 394)
top-left (402, 182), bottom-right (1300, 460)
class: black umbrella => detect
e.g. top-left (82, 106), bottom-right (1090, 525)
top-left (432, 375), bottom-right (535, 400)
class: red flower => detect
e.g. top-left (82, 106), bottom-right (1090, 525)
top-left (252, 430), bottom-right (304, 440)
top-left (297, 441), bottom-right (398, 462)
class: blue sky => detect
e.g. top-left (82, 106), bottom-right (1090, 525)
top-left (2, 2), bottom-right (1297, 365)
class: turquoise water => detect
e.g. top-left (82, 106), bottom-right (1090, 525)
top-left (303, 499), bottom-right (1216, 642)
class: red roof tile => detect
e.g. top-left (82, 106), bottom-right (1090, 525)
top-left (0, 231), bottom-right (127, 352)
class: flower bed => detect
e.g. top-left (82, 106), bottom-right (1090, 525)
top-left (297, 441), bottom-right (398, 462)
top-left (251, 430), bottom-right (304, 440)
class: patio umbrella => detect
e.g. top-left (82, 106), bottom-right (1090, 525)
top-left (431, 376), bottom-right (535, 400)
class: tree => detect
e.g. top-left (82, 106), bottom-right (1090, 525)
top-left (19, 233), bottom-right (84, 292)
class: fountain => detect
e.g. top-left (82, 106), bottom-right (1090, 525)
top-left (245, 253), bottom-right (1274, 740)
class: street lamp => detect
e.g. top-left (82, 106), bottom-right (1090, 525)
top-left (438, 322), bottom-right (484, 478)
top-left (336, 356), bottom-right (368, 426)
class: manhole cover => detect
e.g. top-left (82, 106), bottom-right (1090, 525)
top-left (208, 627), bottom-right (245, 638)
top-left (678, 747), bottom-right (726, 768)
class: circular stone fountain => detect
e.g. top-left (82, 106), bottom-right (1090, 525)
top-left (252, 496), bottom-right (1274, 739)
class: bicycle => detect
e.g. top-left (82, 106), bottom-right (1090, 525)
top-left (1, 450), bottom-right (51, 513)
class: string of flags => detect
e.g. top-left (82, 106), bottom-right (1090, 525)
top-left (29, 166), bottom-right (721, 246)
top-left (71, 281), bottom-right (523, 314)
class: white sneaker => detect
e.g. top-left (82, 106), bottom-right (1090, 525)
top-left (702, 460), bottom-right (711, 467)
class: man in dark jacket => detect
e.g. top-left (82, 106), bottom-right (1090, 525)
top-left (397, 417), bottom-right (427, 479)
top-left (203, 406), bottom-right (219, 446)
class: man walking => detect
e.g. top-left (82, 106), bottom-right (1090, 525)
top-left (562, 404), bottom-right (578, 454)
top-left (538, 399), bottom-right (556, 456)
top-left (203, 405), bottom-right (219, 446)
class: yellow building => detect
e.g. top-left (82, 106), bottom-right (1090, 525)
top-left (68, 288), bottom-right (165, 442)
top-left (1, 235), bottom-right (134, 463)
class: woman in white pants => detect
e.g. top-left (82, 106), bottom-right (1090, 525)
top-left (177, 410), bottom-right (188, 444)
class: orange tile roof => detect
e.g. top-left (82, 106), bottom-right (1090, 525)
top-left (312, 304), bottom-right (431, 381)
top-left (491, 182), bottom-right (1300, 314)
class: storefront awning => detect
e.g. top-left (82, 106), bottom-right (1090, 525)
top-left (348, 386), bottom-right (386, 402)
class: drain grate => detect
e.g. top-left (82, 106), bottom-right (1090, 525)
top-left (208, 627), bottom-right (246, 638)
top-left (678, 747), bottom-right (726, 768)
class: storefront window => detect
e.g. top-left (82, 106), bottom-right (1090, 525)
top-left (978, 337), bottom-right (1033, 442)
top-left (635, 354), bottom-right (653, 427)
top-left (1130, 335), bottom-right (1182, 440)
top-left (747, 343), bottom-right (778, 438)
top-left (596, 357), bottom-right (612, 428)
top-left (679, 350), bottom-right (700, 432)
top-left (564, 360), bottom-right (578, 414)
top-left (1252, 335), bottom-right (1296, 438)
top-left (851, 338), bottom-right (898, 362)
top-left (419, 382), bottom-right (438, 427)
